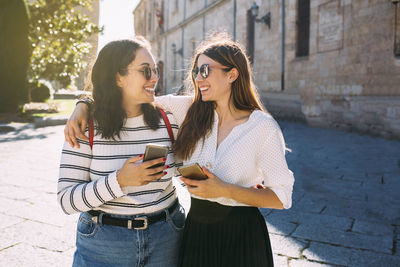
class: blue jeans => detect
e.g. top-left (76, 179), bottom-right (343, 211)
top-left (72, 202), bottom-right (185, 267)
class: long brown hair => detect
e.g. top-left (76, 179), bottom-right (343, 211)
top-left (173, 34), bottom-right (265, 160)
top-left (90, 37), bottom-right (161, 139)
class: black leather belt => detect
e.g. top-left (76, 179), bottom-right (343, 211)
top-left (87, 200), bottom-right (179, 230)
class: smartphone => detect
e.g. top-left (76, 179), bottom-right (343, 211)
top-left (177, 163), bottom-right (208, 180)
top-left (143, 144), bottom-right (169, 172)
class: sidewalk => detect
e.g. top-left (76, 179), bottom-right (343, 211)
top-left (0, 122), bottom-right (399, 266)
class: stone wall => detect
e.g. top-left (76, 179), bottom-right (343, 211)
top-left (134, 0), bottom-right (400, 138)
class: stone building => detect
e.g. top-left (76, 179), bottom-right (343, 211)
top-left (134, 0), bottom-right (400, 138)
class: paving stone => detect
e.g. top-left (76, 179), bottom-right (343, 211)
top-left (303, 242), bottom-right (400, 267)
top-left (352, 219), bottom-right (394, 237)
top-left (0, 171), bottom-right (50, 189)
top-left (24, 191), bottom-right (58, 206)
top-left (269, 233), bottom-right (308, 258)
top-left (0, 196), bottom-right (30, 213)
top-left (290, 194), bottom-right (327, 214)
top-left (0, 220), bottom-right (75, 252)
top-left (259, 208), bottom-right (273, 217)
top-left (266, 221), bottom-right (297, 236)
top-left (0, 214), bottom-right (25, 230)
top-left (292, 224), bottom-right (392, 254)
top-left (266, 210), bottom-right (353, 231)
top-left (363, 182), bottom-right (400, 206)
top-left (341, 174), bottom-right (367, 183)
top-left (0, 184), bottom-right (40, 201)
top-left (289, 259), bottom-right (337, 267)
top-left (273, 254), bottom-right (288, 267)
top-left (0, 243), bottom-right (72, 267)
top-left (62, 247), bottom-right (76, 258)
top-left (31, 179), bottom-right (59, 194)
top-left (396, 249), bottom-right (400, 258)
top-left (5, 199), bottom-right (78, 227)
top-left (363, 173), bottom-right (385, 184)
top-left (323, 198), bottom-right (400, 224)
top-left (382, 173), bottom-right (400, 186)
top-left (301, 177), bottom-right (366, 202)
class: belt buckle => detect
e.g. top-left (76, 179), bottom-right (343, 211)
top-left (133, 217), bottom-right (148, 230)
top-left (92, 216), bottom-right (98, 223)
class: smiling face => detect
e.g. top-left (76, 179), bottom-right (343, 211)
top-left (194, 54), bottom-right (233, 103)
top-left (116, 48), bottom-right (158, 105)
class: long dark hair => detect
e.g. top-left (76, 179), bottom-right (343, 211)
top-left (173, 34), bottom-right (265, 160)
top-left (90, 38), bottom-right (161, 139)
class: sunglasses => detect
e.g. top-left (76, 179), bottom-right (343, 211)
top-left (192, 64), bottom-right (231, 79)
top-left (131, 65), bottom-right (159, 80)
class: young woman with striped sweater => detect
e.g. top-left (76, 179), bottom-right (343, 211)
top-left (58, 37), bottom-right (185, 267)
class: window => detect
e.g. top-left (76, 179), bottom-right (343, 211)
top-left (175, 0), bottom-right (179, 11)
top-left (296, 0), bottom-right (310, 57)
top-left (191, 38), bottom-right (196, 56)
top-left (148, 12), bottom-right (152, 33)
top-left (246, 9), bottom-right (255, 64)
top-left (142, 13), bottom-right (146, 35)
top-left (395, 4), bottom-right (400, 57)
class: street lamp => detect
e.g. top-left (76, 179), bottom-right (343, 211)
top-left (251, 2), bottom-right (271, 29)
top-left (171, 43), bottom-right (183, 56)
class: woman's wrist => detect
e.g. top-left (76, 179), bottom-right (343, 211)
top-left (76, 97), bottom-right (93, 110)
top-left (116, 169), bottom-right (126, 187)
top-left (222, 183), bottom-right (235, 199)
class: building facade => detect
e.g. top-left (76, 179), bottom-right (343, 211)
top-left (134, 0), bottom-right (400, 138)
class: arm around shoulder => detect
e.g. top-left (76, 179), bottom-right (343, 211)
top-left (154, 94), bottom-right (193, 125)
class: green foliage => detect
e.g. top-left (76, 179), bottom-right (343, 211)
top-left (28, 0), bottom-right (102, 88)
top-left (0, 0), bottom-right (31, 112)
top-left (29, 82), bottom-right (51, 102)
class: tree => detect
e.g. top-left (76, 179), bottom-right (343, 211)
top-left (28, 0), bottom-right (102, 89)
top-left (0, 0), bottom-right (31, 112)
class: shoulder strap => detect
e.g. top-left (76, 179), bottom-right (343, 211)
top-left (159, 109), bottom-right (174, 144)
top-left (89, 117), bottom-right (94, 149)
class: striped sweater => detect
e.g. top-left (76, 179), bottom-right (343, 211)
top-left (57, 111), bottom-right (179, 215)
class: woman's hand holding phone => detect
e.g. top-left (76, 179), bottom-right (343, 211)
top-left (181, 167), bottom-right (231, 199)
top-left (117, 155), bottom-right (168, 187)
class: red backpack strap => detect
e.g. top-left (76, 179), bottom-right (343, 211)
top-left (89, 117), bottom-right (94, 149)
top-left (160, 109), bottom-right (174, 144)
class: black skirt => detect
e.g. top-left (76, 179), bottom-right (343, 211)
top-left (179, 198), bottom-right (274, 267)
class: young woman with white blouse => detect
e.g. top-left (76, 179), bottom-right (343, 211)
top-left (65, 34), bottom-right (294, 267)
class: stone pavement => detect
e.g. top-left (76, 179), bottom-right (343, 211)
top-left (0, 122), bottom-right (399, 266)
